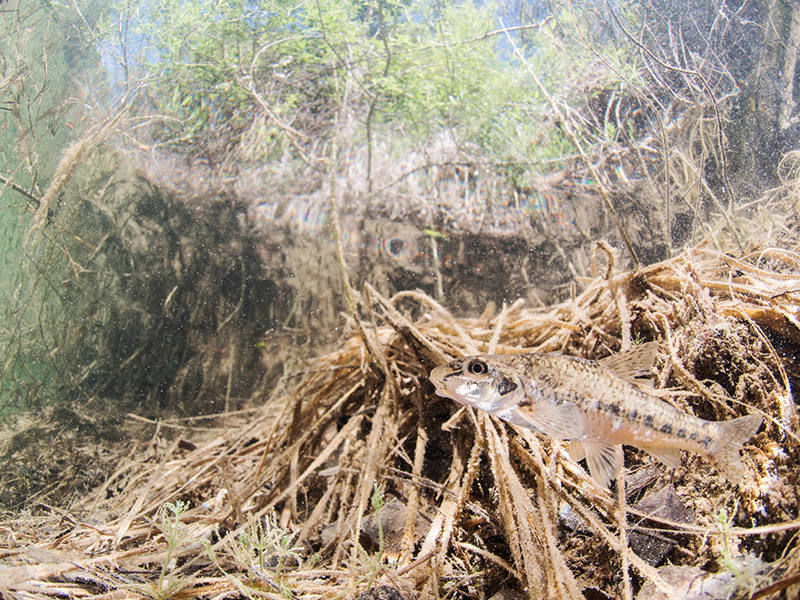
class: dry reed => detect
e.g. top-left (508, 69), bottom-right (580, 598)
top-left (2, 232), bottom-right (799, 600)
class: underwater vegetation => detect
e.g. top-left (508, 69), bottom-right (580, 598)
top-left (2, 0), bottom-right (800, 598)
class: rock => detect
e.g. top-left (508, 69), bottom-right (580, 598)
top-left (558, 501), bottom-right (589, 534)
top-left (629, 485), bottom-right (694, 566)
top-left (486, 589), bottom-right (526, 600)
top-left (320, 498), bottom-right (430, 555)
top-left (353, 585), bottom-right (405, 600)
top-left (359, 498), bottom-right (431, 556)
top-left (636, 565), bottom-right (733, 600)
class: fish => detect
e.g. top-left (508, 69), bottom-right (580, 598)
top-left (429, 342), bottom-right (763, 487)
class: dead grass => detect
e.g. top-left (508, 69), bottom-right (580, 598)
top-left (2, 220), bottom-right (800, 599)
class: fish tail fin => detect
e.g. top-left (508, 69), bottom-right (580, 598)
top-left (710, 414), bottom-right (763, 479)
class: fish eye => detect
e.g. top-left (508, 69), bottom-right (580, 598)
top-left (467, 359), bottom-right (488, 375)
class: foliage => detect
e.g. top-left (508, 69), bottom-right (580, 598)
top-left (98, 0), bottom-right (332, 151)
top-left (96, 0), bottom-right (645, 170)
top-left (4, 0), bottom-right (772, 423)
top-left (0, 0), bottom-right (108, 414)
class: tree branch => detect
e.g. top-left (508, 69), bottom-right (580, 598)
top-left (0, 173), bottom-right (41, 209)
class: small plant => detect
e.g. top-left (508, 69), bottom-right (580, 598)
top-left (331, 483), bottom-right (389, 600)
top-left (155, 500), bottom-right (190, 599)
top-left (207, 511), bottom-right (303, 597)
top-left (715, 504), bottom-right (767, 598)
top-left (248, 512), bottom-right (303, 582)
top-left (371, 483), bottom-right (386, 554)
top-left (357, 483), bottom-right (387, 591)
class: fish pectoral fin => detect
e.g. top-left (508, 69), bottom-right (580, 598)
top-left (584, 441), bottom-right (621, 488)
top-left (502, 403), bottom-right (584, 440)
top-left (568, 440), bottom-right (586, 462)
top-left (640, 444), bottom-right (683, 469)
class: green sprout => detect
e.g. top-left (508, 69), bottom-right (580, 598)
top-left (715, 504), bottom-right (767, 598)
top-left (363, 483), bottom-right (387, 591)
top-left (423, 228), bottom-right (447, 240)
top-left (155, 500), bottom-right (190, 599)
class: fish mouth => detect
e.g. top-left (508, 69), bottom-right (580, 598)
top-left (430, 366), bottom-right (483, 404)
top-left (430, 365), bottom-right (474, 400)
top-left (430, 366), bottom-right (454, 398)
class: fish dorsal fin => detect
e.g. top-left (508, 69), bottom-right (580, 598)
top-left (500, 403), bottom-right (584, 440)
top-left (640, 444), bottom-right (683, 469)
top-left (584, 441), bottom-right (621, 488)
top-left (600, 341), bottom-right (658, 380)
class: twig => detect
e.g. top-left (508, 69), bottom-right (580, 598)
top-left (616, 446), bottom-right (632, 600)
top-left (749, 571), bottom-right (800, 599)
top-left (0, 172), bottom-right (41, 208)
top-left (499, 19), bottom-right (641, 269)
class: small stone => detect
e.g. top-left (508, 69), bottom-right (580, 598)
top-left (486, 589), bottom-right (526, 600)
top-left (629, 485), bottom-right (694, 566)
top-left (636, 565), bottom-right (733, 600)
top-left (359, 498), bottom-right (430, 554)
top-left (353, 585), bottom-right (405, 600)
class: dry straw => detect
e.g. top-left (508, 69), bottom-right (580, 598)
top-left (2, 224), bottom-right (800, 599)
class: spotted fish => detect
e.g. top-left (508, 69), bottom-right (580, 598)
top-left (429, 342), bottom-right (762, 487)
